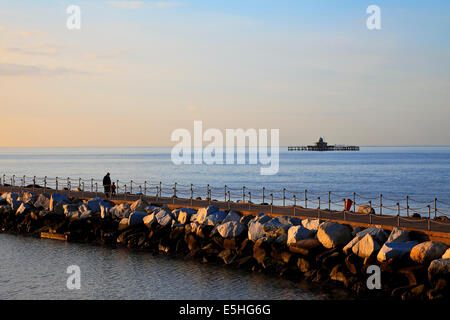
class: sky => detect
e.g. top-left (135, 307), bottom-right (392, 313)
top-left (0, 0), bottom-right (449, 147)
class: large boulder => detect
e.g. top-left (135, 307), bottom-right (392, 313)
top-left (34, 194), bottom-right (50, 210)
top-left (377, 241), bottom-right (418, 262)
top-left (19, 191), bottom-right (37, 204)
top-left (100, 201), bottom-right (113, 219)
top-left (130, 199), bottom-right (148, 212)
top-left (428, 259), bottom-right (450, 282)
top-left (177, 208), bottom-right (197, 224)
top-left (263, 217), bottom-right (291, 237)
top-left (63, 204), bottom-right (78, 215)
top-left (358, 205), bottom-right (375, 215)
top-left (248, 221), bottom-right (266, 242)
top-left (128, 211), bottom-right (147, 226)
top-left (386, 227), bottom-right (410, 243)
top-left (110, 203), bottom-right (131, 219)
top-left (342, 236), bottom-right (363, 255)
top-left (202, 211), bottom-right (227, 226)
top-left (250, 213), bottom-right (272, 225)
top-left (86, 198), bottom-right (106, 213)
top-left (221, 211), bottom-right (242, 224)
top-left (217, 221), bottom-right (246, 238)
top-left (118, 218), bottom-right (129, 230)
top-left (301, 219), bottom-right (322, 231)
top-left (49, 194), bottom-right (69, 214)
top-left (287, 225), bottom-right (315, 246)
top-left (317, 221), bottom-right (352, 249)
top-left (16, 202), bottom-right (31, 215)
top-left (192, 205), bottom-right (220, 224)
top-left (410, 241), bottom-right (448, 264)
top-left (155, 209), bottom-right (173, 227)
top-left (355, 227), bottom-right (388, 244)
top-left (143, 213), bottom-right (156, 228)
top-left (352, 234), bottom-right (380, 259)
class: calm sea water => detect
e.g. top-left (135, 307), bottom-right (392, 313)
top-left (0, 146), bottom-right (449, 299)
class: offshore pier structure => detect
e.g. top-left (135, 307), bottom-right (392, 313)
top-left (288, 137), bottom-right (359, 151)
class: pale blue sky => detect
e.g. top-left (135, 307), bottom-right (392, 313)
top-left (0, 1), bottom-right (449, 146)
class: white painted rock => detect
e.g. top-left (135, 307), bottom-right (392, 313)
top-left (410, 241), bottom-right (449, 264)
top-left (442, 248), bottom-right (450, 259)
top-left (377, 241), bottom-right (418, 262)
top-left (386, 227), bottom-right (410, 243)
top-left (301, 219), bottom-right (322, 231)
top-left (221, 211), bottom-right (242, 224)
top-left (287, 225), bottom-right (315, 246)
top-left (155, 209), bottom-right (173, 227)
top-left (355, 227), bottom-right (388, 244)
top-left (110, 203), bottom-right (131, 219)
top-left (177, 208), bottom-right (197, 224)
top-left (317, 221), bottom-right (352, 249)
top-left (248, 221), bottom-right (266, 242)
top-left (352, 234), bottom-right (380, 259)
top-left (217, 221), bottom-right (246, 238)
top-left (343, 236), bottom-right (363, 255)
top-left (34, 194), bottom-right (50, 210)
top-left (128, 211), bottom-right (147, 226)
top-left (130, 199), bottom-right (148, 212)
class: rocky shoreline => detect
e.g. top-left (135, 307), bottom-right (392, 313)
top-left (1, 190), bottom-right (449, 300)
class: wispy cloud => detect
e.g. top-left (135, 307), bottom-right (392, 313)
top-left (0, 46), bottom-right (57, 56)
top-left (0, 63), bottom-right (90, 77)
top-left (105, 1), bottom-right (183, 9)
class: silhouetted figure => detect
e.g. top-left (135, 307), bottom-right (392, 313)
top-left (111, 182), bottom-right (116, 196)
top-left (103, 172), bottom-right (111, 197)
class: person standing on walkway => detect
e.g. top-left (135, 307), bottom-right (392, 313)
top-left (103, 172), bottom-right (111, 197)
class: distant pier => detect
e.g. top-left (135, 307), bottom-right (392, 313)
top-left (288, 137), bottom-right (359, 151)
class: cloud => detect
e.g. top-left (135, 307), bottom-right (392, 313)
top-left (187, 106), bottom-right (198, 111)
top-left (105, 1), bottom-right (183, 9)
top-left (0, 46), bottom-right (57, 56)
top-left (0, 63), bottom-right (90, 77)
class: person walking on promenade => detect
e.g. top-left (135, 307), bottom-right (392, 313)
top-left (103, 172), bottom-right (111, 198)
top-left (111, 182), bottom-right (116, 196)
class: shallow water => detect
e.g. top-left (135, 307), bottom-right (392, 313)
top-left (0, 233), bottom-right (353, 300)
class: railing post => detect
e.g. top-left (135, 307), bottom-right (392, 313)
top-left (33, 176), bottom-right (36, 192)
top-left (67, 177), bottom-right (70, 190)
top-left (397, 203), bottom-right (400, 227)
top-left (78, 178), bottom-right (81, 189)
top-left (12, 175), bottom-right (15, 186)
top-left (130, 180), bottom-right (133, 194)
top-left (353, 192), bottom-right (356, 212)
top-left (44, 176), bottom-right (47, 189)
top-left (224, 185), bottom-right (227, 202)
top-left (23, 175), bottom-right (26, 188)
top-left (242, 186), bottom-right (246, 202)
top-left (207, 184), bottom-right (210, 200)
top-left (434, 198), bottom-right (437, 219)
top-left (156, 186), bottom-right (159, 201)
top-left (318, 197), bottom-right (321, 209)
top-left (228, 191), bottom-right (231, 207)
top-left (369, 200), bottom-right (372, 212)
top-left (82, 182), bottom-right (85, 191)
top-left (380, 194), bottom-right (383, 215)
top-left (262, 187), bottom-right (265, 204)
top-left (2, 174), bottom-right (5, 186)
top-left (328, 191), bottom-right (331, 211)
top-left (139, 185), bottom-right (142, 197)
top-left (174, 182), bottom-right (177, 198)
top-left (124, 184), bottom-right (127, 198)
top-left (248, 192), bottom-right (251, 209)
top-left (56, 177), bottom-right (58, 190)
top-left (91, 178), bottom-right (94, 192)
top-left (406, 196), bottom-right (409, 217)
top-left (304, 189), bottom-right (307, 209)
top-left (144, 181), bottom-right (147, 196)
top-left (293, 195), bottom-right (296, 216)
top-left (283, 188), bottom-right (286, 206)
top-left (190, 183), bottom-right (193, 199)
top-left (270, 194), bottom-right (273, 214)
top-left (428, 205), bottom-right (431, 231)
top-left (95, 183), bottom-right (98, 197)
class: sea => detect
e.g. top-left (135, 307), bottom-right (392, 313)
top-left (0, 146), bottom-right (449, 299)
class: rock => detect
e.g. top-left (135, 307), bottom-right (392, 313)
top-left (289, 239), bottom-right (323, 255)
top-left (63, 204), bottom-right (78, 215)
top-left (100, 202), bottom-right (113, 219)
top-left (3, 192), bottom-right (20, 209)
top-left (351, 226), bottom-right (364, 237)
top-left (203, 211), bottom-right (227, 226)
top-left (428, 259), bottom-right (450, 283)
top-left (86, 198), bottom-right (107, 213)
top-left (49, 194), bottom-right (69, 212)
top-left (351, 234), bottom-right (380, 259)
top-left (19, 191), bottom-right (37, 204)
top-left (330, 264), bottom-right (356, 287)
top-left (301, 219), bottom-right (322, 231)
top-left (287, 225), bottom-right (315, 246)
top-left (130, 199), bottom-right (148, 212)
top-left (177, 208), bottom-right (197, 224)
top-left (118, 218), bottom-right (129, 230)
top-left (410, 241), bottom-right (448, 264)
top-left (221, 211), bottom-right (242, 224)
top-left (355, 227), bottom-right (388, 243)
top-left (377, 241), bottom-right (418, 262)
top-left (251, 213), bottom-right (272, 225)
top-left (192, 205), bottom-right (219, 224)
top-left (78, 204), bottom-right (89, 213)
top-left (143, 213), bottom-right (156, 228)
top-left (386, 227), bottom-right (410, 243)
top-left (66, 211), bottom-right (80, 221)
top-left (155, 209), bottom-right (173, 227)
top-left (342, 236), bottom-right (363, 255)
top-left (358, 205), bottom-right (375, 215)
top-left (34, 194), bottom-right (50, 210)
top-left (217, 221), bottom-right (246, 238)
top-left (16, 202), bottom-right (31, 215)
top-left (248, 221), bottom-right (266, 242)
top-left (110, 203), bottom-right (131, 219)
top-left (239, 215), bottom-right (254, 226)
top-left (297, 257), bottom-right (310, 273)
top-left (79, 210), bottom-right (92, 219)
top-left (128, 211), bottom-right (147, 226)
top-left (442, 248), bottom-right (450, 259)
top-left (317, 221), bottom-right (352, 249)
top-left (263, 217), bottom-right (290, 237)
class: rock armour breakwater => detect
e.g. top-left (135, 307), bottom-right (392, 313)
top-left (0, 190), bottom-right (449, 300)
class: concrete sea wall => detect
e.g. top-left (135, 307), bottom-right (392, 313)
top-left (0, 190), bottom-right (449, 300)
